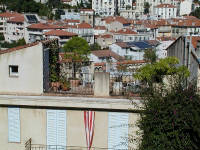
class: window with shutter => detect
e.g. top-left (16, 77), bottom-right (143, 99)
top-left (8, 107), bottom-right (20, 143)
top-left (47, 110), bottom-right (67, 150)
top-left (108, 112), bottom-right (129, 150)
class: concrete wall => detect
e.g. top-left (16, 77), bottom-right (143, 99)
top-left (94, 72), bottom-right (110, 96)
top-left (0, 43), bottom-right (44, 94)
top-left (0, 107), bottom-right (140, 150)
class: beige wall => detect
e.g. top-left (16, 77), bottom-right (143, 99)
top-left (0, 43), bottom-right (44, 94)
top-left (0, 107), bottom-right (140, 150)
top-left (0, 107), bottom-right (46, 150)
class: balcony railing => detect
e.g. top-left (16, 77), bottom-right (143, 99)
top-left (27, 144), bottom-right (120, 150)
top-left (47, 72), bottom-right (140, 97)
top-left (48, 72), bottom-right (94, 95)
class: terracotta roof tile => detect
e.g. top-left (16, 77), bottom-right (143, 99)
top-left (94, 26), bottom-right (106, 30)
top-left (95, 34), bottom-right (112, 39)
top-left (77, 22), bottom-right (92, 29)
top-left (44, 30), bottom-right (77, 36)
top-left (156, 4), bottom-right (176, 8)
top-left (0, 12), bottom-right (22, 18)
top-left (115, 28), bottom-right (137, 35)
top-left (92, 50), bottom-right (124, 61)
top-left (7, 15), bottom-right (24, 23)
top-left (27, 23), bottom-right (61, 30)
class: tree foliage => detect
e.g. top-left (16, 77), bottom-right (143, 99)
top-left (134, 57), bottom-right (190, 84)
top-left (63, 37), bottom-right (90, 61)
top-left (0, 38), bottom-right (26, 49)
top-left (190, 8), bottom-right (200, 19)
top-left (134, 57), bottom-right (200, 150)
top-left (143, 49), bottom-right (157, 64)
top-left (144, 2), bottom-right (150, 14)
top-left (63, 37), bottom-right (90, 78)
top-left (90, 43), bottom-right (101, 51)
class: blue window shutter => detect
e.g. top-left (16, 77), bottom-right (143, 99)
top-left (56, 110), bottom-right (66, 147)
top-left (108, 112), bottom-right (129, 150)
top-left (8, 107), bottom-right (20, 142)
top-left (47, 110), bottom-right (57, 147)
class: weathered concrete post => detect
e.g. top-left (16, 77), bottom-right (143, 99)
top-left (94, 72), bottom-right (110, 96)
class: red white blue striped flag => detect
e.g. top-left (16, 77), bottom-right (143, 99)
top-left (84, 111), bottom-right (95, 150)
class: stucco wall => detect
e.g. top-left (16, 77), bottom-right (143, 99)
top-left (0, 43), bottom-right (44, 94)
top-left (0, 107), bottom-right (140, 149)
top-left (0, 107), bottom-right (46, 150)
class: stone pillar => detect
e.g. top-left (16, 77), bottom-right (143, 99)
top-left (94, 72), bottom-right (110, 97)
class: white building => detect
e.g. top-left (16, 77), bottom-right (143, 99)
top-left (154, 4), bottom-right (177, 19)
top-left (26, 23), bottom-right (62, 43)
top-left (92, 0), bottom-right (116, 16)
top-left (0, 12), bottom-right (22, 34)
top-left (44, 29), bottom-right (77, 46)
top-left (67, 22), bottom-right (94, 44)
top-left (179, 0), bottom-right (192, 16)
top-left (4, 15), bottom-right (25, 43)
top-left (0, 42), bottom-right (45, 94)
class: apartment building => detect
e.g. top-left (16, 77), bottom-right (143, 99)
top-left (80, 9), bottom-right (94, 26)
top-left (0, 12), bottom-right (22, 34)
top-left (4, 15), bottom-right (25, 42)
top-left (26, 23), bottom-right (62, 43)
top-left (0, 40), bottom-right (141, 150)
top-left (67, 22), bottom-right (94, 44)
top-left (92, 0), bottom-right (117, 16)
top-left (44, 30), bottom-right (78, 46)
top-left (154, 4), bottom-right (177, 19)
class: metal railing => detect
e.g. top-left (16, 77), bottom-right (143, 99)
top-left (49, 73), bottom-right (94, 95)
top-left (28, 144), bottom-right (128, 150)
top-left (109, 73), bottom-right (139, 96)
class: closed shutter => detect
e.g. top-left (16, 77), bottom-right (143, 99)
top-left (8, 107), bottom-right (20, 142)
top-left (57, 110), bottom-right (66, 149)
top-left (47, 110), bottom-right (67, 149)
top-left (108, 112), bottom-right (129, 150)
top-left (47, 110), bottom-right (57, 148)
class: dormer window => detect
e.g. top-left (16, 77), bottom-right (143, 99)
top-left (9, 65), bottom-right (19, 77)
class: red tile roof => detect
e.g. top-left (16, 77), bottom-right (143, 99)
top-left (77, 22), bottom-right (92, 29)
top-left (94, 26), bottom-right (106, 30)
top-left (92, 50), bottom-right (124, 61)
top-left (0, 12), bottom-right (22, 18)
top-left (95, 34), bottom-right (112, 39)
top-left (7, 15), bottom-right (24, 23)
top-left (156, 4), bottom-right (176, 8)
top-left (104, 16), bottom-right (130, 24)
top-left (186, 36), bottom-right (200, 49)
top-left (115, 28), bottom-right (137, 35)
top-left (64, 19), bottom-right (80, 23)
top-left (27, 23), bottom-right (61, 30)
top-left (44, 30), bottom-right (77, 36)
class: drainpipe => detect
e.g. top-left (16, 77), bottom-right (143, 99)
top-left (188, 32), bottom-right (192, 71)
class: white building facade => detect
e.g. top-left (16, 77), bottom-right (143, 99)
top-left (154, 4), bottom-right (177, 19)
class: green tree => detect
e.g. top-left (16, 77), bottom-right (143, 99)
top-left (63, 37), bottom-right (90, 78)
top-left (90, 43), bottom-right (101, 51)
top-left (143, 49), bottom-right (157, 64)
top-left (144, 2), bottom-right (150, 14)
top-left (190, 8), bottom-right (200, 19)
top-left (133, 57), bottom-right (200, 150)
top-left (134, 57), bottom-right (189, 85)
